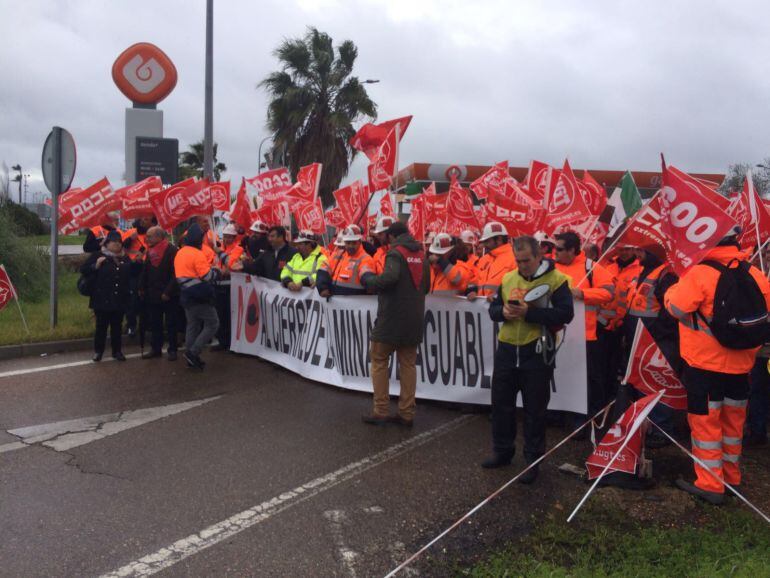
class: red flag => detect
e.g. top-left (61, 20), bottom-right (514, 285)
top-left (526, 160), bottom-right (559, 202)
top-left (57, 187), bottom-right (85, 233)
top-left (229, 178), bottom-right (253, 230)
top-left (470, 161), bottom-right (509, 201)
top-left (622, 323), bottom-right (687, 410)
top-left (66, 177), bottom-right (120, 230)
top-left (286, 163), bottom-right (323, 206)
top-left (254, 200), bottom-right (289, 227)
top-left (246, 168), bottom-right (293, 204)
top-left (117, 176), bottom-right (162, 219)
top-left (444, 178), bottom-right (480, 235)
top-left (367, 127), bottom-right (398, 192)
top-left (0, 264), bottom-right (17, 312)
top-left (185, 178), bottom-right (213, 215)
top-left (408, 195), bottom-right (426, 241)
top-left (208, 181), bottom-right (231, 212)
top-left (666, 165), bottom-right (730, 211)
top-left (580, 170), bottom-right (607, 216)
top-left (324, 206), bottom-right (346, 229)
top-left (148, 178), bottom-right (198, 230)
top-left (585, 392), bottom-right (662, 479)
top-left (487, 180), bottom-right (546, 236)
top-left (380, 191), bottom-right (395, 217)
top-left (351, 115), bottom-right (412, 161)
top-left (423, 192), bottom-right (448, 234)
top-left (544, 160), bottom-right (593, 234)
top-left (293, 197), bottom-right (326, 234)
top-left (728, 176), bottom-right (770, 249)
top-left (333, 180), bottom-right (368, 224)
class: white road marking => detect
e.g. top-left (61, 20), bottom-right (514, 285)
top-left (324, 510), bottom-right (359, 577)
top-left (0, 353), bottom-right (144, 380)
top-left (100, 415), bottom-right (474, 577)
top-left (0, 397), bottom-right (221, 454)
top-left (363, 505), bottom-right (385, 514)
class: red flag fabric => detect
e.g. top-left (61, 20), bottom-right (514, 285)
top-left (526, 160), bottom-right (560, 202)
top-left (208, 181), bottom-right (231, 212)
top-left (333, 180), bottom-right (368, 224)
top-left (246, 168), bottom-right (293, 204)
top-left (487, 180), bottom-right (546, 236)
top-left (117, 176), bottom-right (162, 219)
top-left (580, 170), bottom-right (607, 216)
top-left (0, 264), bottom-right (17, 312)
top-left (293, 197), bottom-right (326, 234)
top-left (185, 178), bottom-right (213, 215)
top-left (229, 179), bottom-right (253, 230)
top-left (423, 192), bottom-right (448, 234)
top-left (666, 165), bottom-right (730, 211)
top-left (65, 177), bottom-right (120, 230)
top-left (544, 160), bottom-right (593, 234)
top-left (380, 191), bottom-right (395, 218)
top-left (148, 178), bottom-right (199, 230)
top-left (444, 178), bottom-right (480, 236)
top-left (254, 200), bottom-right (289, 227)
top-left (367, 127), bottom-right (398, 192)
top-left (324, 207), bottom-right (346, 229)
top-left (585, 392), bottom-right (662, 479)
top-left (286, 163), bottom-right (322, 206)
top-left (408, 195), bottom-right (426, 241)
top-left (622, 323), bottom-right (687, 410)
top-left (351, 115), bottom-right (412, 161)
top-left (728, 177), bottom-right (770, 250)
top-left (57, 187), bottom-right (85, 233)
top-left (470, 161), bottom-right (509, 201)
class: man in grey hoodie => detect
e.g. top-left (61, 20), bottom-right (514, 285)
top-left (362, 222), bottom-right (430, 426)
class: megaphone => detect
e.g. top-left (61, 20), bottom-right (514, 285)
top-left (524, 284), bottom-right (550, 308)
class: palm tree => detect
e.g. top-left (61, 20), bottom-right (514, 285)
top-left (178, 141), bottom-right (227, 181)
top-left (260, 27), bottom-right (377, 207)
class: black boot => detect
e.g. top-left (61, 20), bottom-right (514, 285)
top-left (517, 463), bottom-right (539, 485)
top-left (481, 452), bottom-right (513, 469)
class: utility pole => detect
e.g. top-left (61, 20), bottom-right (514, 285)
top-left (203, 0), bottom-right (214, 180)
top-left (11, 164), bottom-right (21, 204)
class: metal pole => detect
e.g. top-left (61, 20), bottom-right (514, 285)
top-left (203, 0), bottom-right (214, 180)
top-left (257, 136), bottom-right (271, 174)
top-left (50, 127), bottom-right (62, 328)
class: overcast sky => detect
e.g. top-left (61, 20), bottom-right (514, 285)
top-left (2, 0), bottom-right (770, 201)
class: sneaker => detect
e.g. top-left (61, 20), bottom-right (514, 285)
top-left (112, 352), bottom-right (127, 361)
top-left (675, 478), bottom-right (724, 505)
top-left (142, 350), bottom-right (162, 360)
top-left (481, 453), bottom-right (513, 469)
top-left (517, 464), bottom-right (539, 485)
top-left (167, 351), bottom-right (177, 361)
top-left (361, 413), bottom-right (389, 426)
top-left (387, 415), bottom-right (414, 428)
top-left (184, 352), bottom-right (204, 370)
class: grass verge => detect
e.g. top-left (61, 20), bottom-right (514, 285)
top-left (459, 505), bottom-right (770, 577)
top-left (0, 269), bottom-right (93, 346)
top-left (26, 234), bottom-right (86, 247)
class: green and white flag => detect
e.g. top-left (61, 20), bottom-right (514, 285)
top-left (608, 171), bottom-right (642, 235)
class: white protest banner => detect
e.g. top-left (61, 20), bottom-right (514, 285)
top-left (231, 275), bottom-right (587, 413)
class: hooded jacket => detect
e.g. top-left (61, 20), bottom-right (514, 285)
top-left (364, 233), bottom-right (430, 346)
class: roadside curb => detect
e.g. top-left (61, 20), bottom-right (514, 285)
top-left (0, 338), bottom-right (94, 361)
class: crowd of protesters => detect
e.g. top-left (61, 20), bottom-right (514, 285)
top-left (78, 208), bottom-right (769, 504)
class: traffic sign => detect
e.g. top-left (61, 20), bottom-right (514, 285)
top-left (42, 127), bottom-right (76, 195)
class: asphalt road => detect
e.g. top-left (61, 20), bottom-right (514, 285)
top-left (4, 344), bottom-right (761, 577)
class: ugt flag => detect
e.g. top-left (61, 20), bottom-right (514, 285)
top-left (0, 264), bottom-right (18, 312)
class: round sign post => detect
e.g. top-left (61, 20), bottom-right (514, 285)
top-left (42, 126), bottom-right (76, 328)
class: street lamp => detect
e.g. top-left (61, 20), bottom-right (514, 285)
top-left (258, 135), bottom-right (272, 173)
top-left (362, 79), bottom-right (380, 84)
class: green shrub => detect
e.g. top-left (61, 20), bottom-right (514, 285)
top-left (0, 199), bottom-right (47, 236)
top-left (0, 209), bottom-right (50, 301)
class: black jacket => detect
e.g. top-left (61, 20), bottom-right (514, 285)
top-left (243, 243), bottom-right (297, 281)
top-left (80, 252), bottom-right (141, 312)
top-left (139, 244), bottom-right (179, 304)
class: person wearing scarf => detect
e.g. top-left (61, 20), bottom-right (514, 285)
top-left (139, 227), bottom-right (179, 360)
top-left (80, 230), bottom-right (140, 361)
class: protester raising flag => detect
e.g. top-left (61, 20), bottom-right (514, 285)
top-left (622, 322), bottom-right (687, 410)
top-left (607, 171), bottom-right (642, 235)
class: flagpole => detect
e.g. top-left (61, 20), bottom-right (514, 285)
top-left (747, 169), bottom-right (765, 274)
top-left (567, 391), bottom-right (664, 523)
top-left (2, 265), bottom-right (30, 336)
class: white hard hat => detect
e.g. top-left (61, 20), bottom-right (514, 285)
top-left (334, 232), bottom-right (345, 247)
top-left (479, 221), bottom-right (507, 242)
top-left (374, 215), bottom-right (395, 234)
top-left (295, 230), bottom-right (317, 243)
top-left (250, 220), bottom-right (269, 234)
top-left (429, 233), bottom-right (454, 255)
top-left (222, 224), bottom-right (238, 236)
top-left (534, 231), bottom-right (555, 245)
top-left (460, 230), bottom-right (478, 245)
top-left (341, 224), bottom-right (363, 242)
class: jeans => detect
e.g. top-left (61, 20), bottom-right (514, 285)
top-left (94, 310), bottom-right (124, 355)
top-left (147, 300), bottom-right (178, 353)
top-left (184, 303), bottom-right (219, 357)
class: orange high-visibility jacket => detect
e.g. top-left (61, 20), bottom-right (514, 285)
top-left (325, 245), bottom-right (375, 290)
top-left (474, 243), bottom-right (517, 296)
top-left (555, 252), bottom-right (613, 341)
top-left (430, 259), bottom-right (473, 295)
top-left (91, 225), bottom-right (124, 240)
top-left (175, 245), bottom-right (214, 280)
top-left (121, 228), bottom-right (147, 261)
top-left (628, 263), bottom-right (670, 319)
top-left (605, 258), bottom-right (643, 329)
top-left (373, 245), bottom-right (389, 274)
top-left (217, 242), bottom-right (244, 275)
top-left (665, 245), bottom-right (770, 374)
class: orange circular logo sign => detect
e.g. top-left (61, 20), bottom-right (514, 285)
top-left (112, 43), bottom-right (177, 104)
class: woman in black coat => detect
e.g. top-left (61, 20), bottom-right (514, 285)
top-left (80, 231), bottom-right (140, 361)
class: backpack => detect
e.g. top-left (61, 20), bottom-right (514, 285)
top-left (77, 271), bottom-right (96, 297)
top-left (697, 259), bottom-right (770, 349)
